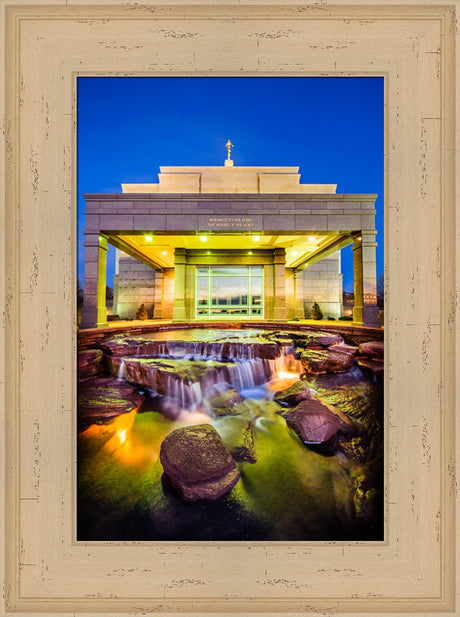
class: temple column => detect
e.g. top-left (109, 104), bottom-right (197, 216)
top-left (352, 231), bottom-right (380, 327)
top-left (285, 268), bottom-right (296, 320)
top-left (153, 270), bottom-right (164, 318)
top-left (273, 248), bottom-right (287, 321)
top-left (172, 248), bottom-right (187, 321)
top-left (294, 269), bottom-right (305, 319)
top-left (80, 233), bottom-right (108, 328)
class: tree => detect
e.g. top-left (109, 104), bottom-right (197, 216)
top-left (311, 301), bottom-right (323, 320)
top-left (136, 304), bottom-right (148, 320)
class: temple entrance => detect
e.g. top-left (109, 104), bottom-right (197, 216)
top-left (195, 266), bottom-right (264, 319)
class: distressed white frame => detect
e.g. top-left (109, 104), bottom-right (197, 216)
top-left (0, 1), bottom-right (458, 615)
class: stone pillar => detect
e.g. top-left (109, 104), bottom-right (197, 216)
top-left (185, 264), bottom-right (195, 320)
top-left (172, 248), bottom-right (187, 321)
top-left (273, 248), bottom-right (287, 321)
top-left (285, 268), bottom-right (296, 320)
top-left (264, 264), bottom-right (274, 319)
top-left (162, 268), bottom-right (175, 319)
top-left (80, 234), bottom-right (108, 328)
top-left (153, 271), bottom-right (164, 318)
top-left (352, 232), bottom-right (380, 327)
top-left (294, 269), bottom-right (305, 319)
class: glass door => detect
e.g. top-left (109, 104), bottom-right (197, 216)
top-left (196, 266), bottom-right (264, 318)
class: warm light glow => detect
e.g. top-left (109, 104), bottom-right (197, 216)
top-left (277, 370), bottom-right (300, 381)
top-left (308, 236), bottom-right (315, 242)
top-left (253, 235), bottom-right (260, 242)
top-left (144, 235), bottom-right (153, 242)
top-left (206, 251), bottom-right (211, 255)
top-left (292, 250), bottom-right (298, 256)
top-left (200, 235), bottom-right (208, 242)
top-left (98, 411), bottom-right (165, 468)
top-left (248, 251), bottom-right (253, 255)
top-left (161, 250), bottom-right (167, 255)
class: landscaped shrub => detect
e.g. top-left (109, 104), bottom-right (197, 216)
top-left (311, 302), bottom-right (323, 320)
top-left (136, 304), bottom-right (148, 320)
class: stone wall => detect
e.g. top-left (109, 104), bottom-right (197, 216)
top-left (302, 252), bottom-right (343, 319)
top-left (113, 256), bottom-right (156, 319)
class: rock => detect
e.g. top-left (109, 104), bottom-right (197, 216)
top-left (357, 357), bottom-right (384, 378)
top-left (358, 341), bottom-right (384, 359)
top-left (274, 380), bottom-right (310, 407)
top-left (77, 377), bottom-right (144, 430)
top-left (229, 421), bottom-right (257, 463)
top-left (292, 331), bottom-right (344, 349)
top-left (100, 335), bottom-right (165, 358)
top-left (77, 349), bottom-right (104, 381)
top-left (160, 424), bottom-right (240, 501)
top-left (300, 345), bottom-right (357, 374)
top-left (215, 416), bottom-right (257, 463)
top-left (306, 334), bottom-right (344, 348)
top-left (205, 383), bottom-right (246, 417)
top-left (285, 399), bottom-right (344, 444)
top-left (100, 334), bottom-right (281, 362)
top-left (107, 356), bottom-right (270, 406)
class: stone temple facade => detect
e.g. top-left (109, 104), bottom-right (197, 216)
top-left (81, 162), bottom-right (379, 328)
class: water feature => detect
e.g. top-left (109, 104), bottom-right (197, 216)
top-left (78, 327), bottom-right (384, 541)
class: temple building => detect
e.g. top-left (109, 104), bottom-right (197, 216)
top-left (81, 158), bottom-right (379, 328)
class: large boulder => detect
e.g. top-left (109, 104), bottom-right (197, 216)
top-left (160, 424), bottom-right (240, 501)
top-left (77, 349), bottom-right (104, 381)
top-left (274, 380), bottom-right (310, 407)
top-left (285, 399), bottom-right (344, 444)
top-left (300, 345), bottom-right (357, 374)
top-left (77, 377), bottom-right (144, 430)
top-left (358, 341), bottom-right (384, 359)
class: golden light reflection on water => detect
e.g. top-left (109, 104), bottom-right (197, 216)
top-left (81, 407), bottom-right (214, 471)
top-left (267, 370), bottom-right (301, 394)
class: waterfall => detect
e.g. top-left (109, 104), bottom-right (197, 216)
top-left (164, 374), bottom-right (203, 408)
top-left (117, 359), bottom-right (126, 381)
top-left (225, 358), bottom-right (269, 390)
top-left (268, 345), bottom-right (303, 379)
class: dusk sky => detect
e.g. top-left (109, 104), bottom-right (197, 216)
top-left (77, 76), bottom-right (384, 293)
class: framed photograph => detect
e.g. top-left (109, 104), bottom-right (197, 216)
top-left (1, 1), bottom-right (457, 615)
top-left (76, 75), bottom-right (385, 544)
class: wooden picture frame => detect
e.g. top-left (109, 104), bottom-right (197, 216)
top-left (0, 1), bottom-right (458, 615)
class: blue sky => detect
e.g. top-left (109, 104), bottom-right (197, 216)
top-left (77, 76), bottom-right (384, 292)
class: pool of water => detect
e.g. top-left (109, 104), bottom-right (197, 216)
top-left (77, 328), bottom-right (384, 541)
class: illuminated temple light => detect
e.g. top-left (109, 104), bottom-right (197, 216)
top-left (144, 235), bottom-right (153, 242)
top-left (161, 251), bottom-right (167, 255)
top-left (248, 251), bottom-right (253, 255)
top-left (200, 236), bottom-right (208, 242)
top-left (308, 236), bottom-right (315, 242)
top-left (252, 235), bottom-right (260, 242)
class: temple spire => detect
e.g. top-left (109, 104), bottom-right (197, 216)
top-left (225, 140), bottom-right (234, 166)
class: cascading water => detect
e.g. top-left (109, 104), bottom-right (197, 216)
top-left (116, 341), bottom-right (303, 413)
top-left (117, 359), bottom-right (126, 381)
top-left (269, 345), bottom-right (304, 379)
